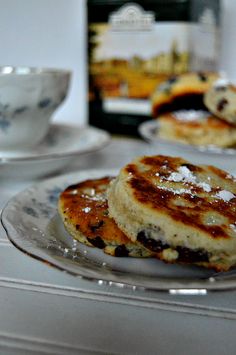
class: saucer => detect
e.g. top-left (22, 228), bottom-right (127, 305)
top-left (0, 123), bottom-right (110, 179)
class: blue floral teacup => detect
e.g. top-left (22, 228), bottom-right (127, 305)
top-left (0, 66), bottom-right (71, 151)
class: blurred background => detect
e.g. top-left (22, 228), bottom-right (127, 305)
top-left (0, 0), bottom-right (234, 126)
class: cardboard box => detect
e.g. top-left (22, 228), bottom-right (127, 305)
top-left (87, 0), bottom-right (221, 136)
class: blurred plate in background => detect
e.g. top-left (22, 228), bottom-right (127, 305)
top-left (139, 120), bottom-right (236, 175)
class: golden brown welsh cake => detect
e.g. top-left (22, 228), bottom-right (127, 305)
top-left (157, 110), bottom-right (236, 147)
top-left (107, 155), bottom-right (236, 271)
top-left (151, 72), bottom-right (219, 118)
top-left (58, 177), bottom-right (153, 258)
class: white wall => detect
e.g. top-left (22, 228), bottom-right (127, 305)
top-left (0, 0), bottom-right (234, 126)
top-left (219, 0), bottom-right (236, 76)
top-left (0, 0), bottom-right (87, 125)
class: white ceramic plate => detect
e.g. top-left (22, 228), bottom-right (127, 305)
top-left (0, 124), bottom-right (110, 178)
top-left (2, 168), bottom-right (236, 293)
top-left (139, 120), bottom-right (236, 175)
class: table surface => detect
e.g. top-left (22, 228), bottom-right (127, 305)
top-left (1, 133), bottom-right (236, 355)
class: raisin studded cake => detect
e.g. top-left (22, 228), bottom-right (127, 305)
top-left (157, 110), bottom-right (236, 147)
top-left (58, 177), bottom-right (153, 258)
top-left (151, 72), bottom-right (219, 118)
top-left (204, 78), bottom-right (236, 125)
top-left (107, 155), bottom-right (236, 271)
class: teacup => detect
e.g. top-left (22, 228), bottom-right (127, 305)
top-left (0, 66), bottom-right (71, 151)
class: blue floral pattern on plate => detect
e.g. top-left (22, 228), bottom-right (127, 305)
top-left (22, 186), bottom-right (64, 219)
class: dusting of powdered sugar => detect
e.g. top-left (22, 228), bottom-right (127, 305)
top-left (167, 166), bottom-right (212, 192)
top-left (198, 182), bottom-right (212, 193)
top-left (215, 190), bottom-right (235, 202)
top-left (82, 207), bottom-right (91, 213)
top-left (213, 77), bottom-right (230, 89)
top-left (158, 185), bottom-right (193, 196)
top-left (230, 223), bottom-right (236, 234)
top-left (173, 110), bottom-right (209, 122)
top-left (226, 173), bottom-right (236, 183)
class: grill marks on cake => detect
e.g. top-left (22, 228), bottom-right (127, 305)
top-left (125, 156), bottom-right (236, 239)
